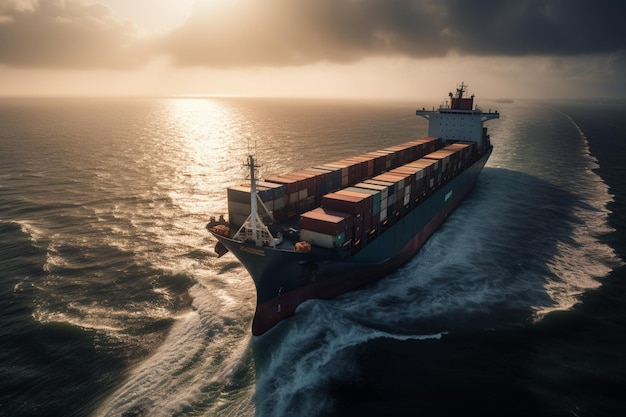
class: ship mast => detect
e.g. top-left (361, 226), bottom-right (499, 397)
top-left (233, 154), bottom-right (282, 247)
top-left (248, 154), bottom-right (260, 238)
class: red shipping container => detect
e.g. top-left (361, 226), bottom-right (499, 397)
top-left (323, 192), bottom-right (369, 215)
top-left (300, 207), bottom-right (353, 236)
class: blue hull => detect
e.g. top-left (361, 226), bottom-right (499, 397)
top-left (213, 148), bottom-right (491, 335)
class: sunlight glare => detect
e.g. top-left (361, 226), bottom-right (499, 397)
top-left (163, 98), bottom-right (243, 215)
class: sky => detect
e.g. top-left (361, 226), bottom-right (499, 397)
top-left (0, 0), bottom-right (625, 100)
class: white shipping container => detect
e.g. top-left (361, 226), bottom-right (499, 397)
top-left (300, 229), bottom-right (341, 249)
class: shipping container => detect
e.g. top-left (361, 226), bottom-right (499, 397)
top-left (374, 173), bottom-right (409, 203)
top-left (322, 191), bottom-right (371, 215)
top-left (314, 165), bottom-right (342, 191)
top-left (355, 181), bottom-right (388, 201)
top-left (300, 168), bottom-right (334, 197)
top-left (424, 146), bottom-right (465, 181)
top-left (300, 229), bottom-right (346, 249)
top-left (281, 172), bottom-right (314, 198)
top-left (300, 207), bottom-right (354, 249)
top-left (361, 151), bottom-right (390, 175)
top-left (264, 175), bottom-right (300, 194)
top-left (343, 186), bottom-right (382, 215)
top-left (349, 155), bottom-right (376, 178)
top-left (445, 142), bottom-right (475, 167)
top-left (322, 162), bottom-right (350, 187)
top-left (227, 184), bottom-right (285, 218)
top-left (256, 181), bottom-right (286, 199)
top-left (300, 207), bottom-right (353, 236)
top-left (365, 178), bottom-right (396, 203)
top-left (407, 159), bottom-right (440, 190)
top-left (227, 185), bottom-right (253, 204)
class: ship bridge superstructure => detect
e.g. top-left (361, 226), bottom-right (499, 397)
top-left (416, 82), bottom-right (499, 150)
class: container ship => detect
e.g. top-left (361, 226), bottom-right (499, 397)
top-left (207, 83), bottom-right (499, 335)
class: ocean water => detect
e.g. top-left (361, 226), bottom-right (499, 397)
top-left (0, 97), bottom-right (624, 417)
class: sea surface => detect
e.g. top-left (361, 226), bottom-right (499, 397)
top-left (1, 97), bottom-right (625, 417)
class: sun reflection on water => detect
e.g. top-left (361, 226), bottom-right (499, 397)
top-left (162, 98), bottom-right (246, 215)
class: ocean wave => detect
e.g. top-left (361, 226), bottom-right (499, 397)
top-left (94, 279), bottom-right (256, 417)
top-left (254, 299), bottom-right (446, 417)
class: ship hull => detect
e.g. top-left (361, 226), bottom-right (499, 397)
top-left (213, 149), bottom-right (491, 335)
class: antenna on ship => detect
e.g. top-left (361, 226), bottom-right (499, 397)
top-left (233, 145), bottom-right (282, 247)
top-left (457, 81), bottom-right (466, 99)
top-left (417, 82), bottom-right (499, 147)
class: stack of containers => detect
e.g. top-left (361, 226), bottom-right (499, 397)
top-left (383, 137), bottom-right (442, 166)
top-left (380, 171), bottom-right (412, 209)
top-left (383, 143), bottom-right (418, 166)
top-left (389, 165), bottom-right (425, 205)
top-left (299, 167), bottom-right (336, 204)
top-left (353, 182), bottom-right (389, 225)
top-left (313, 165), bottom-right (343, 192)
top-left (283, 170), bottom-right (318, 212)
top-left (237, 136), bottom-right (447, 237)
top-left (445, 142), bottom-right (475, 169)
top-left (294, 138), bottom-right (479, 251)
top-left (318, 162), bottom-right (350, 188)
top-left (323, 158), bottom-right (369, 187)
top-left (337, 187), bottom-right (380, 236)
top-left (414, 137), bottom-right (442, 154)
top-left (361, 151), bottom-right (393, 175)
top-left (321, 190), bottom-right (373, 246)
top-left (423, 146), bottom-right (463, 182)
top-left (366, 173), bottom-right (406, 220)
top-left (227, 182), bottom-right (286, 229)
top-left (300, 208), bottom-right (353, 249)
top-left (343, 155), bottom-right (376, 179)
top-left (264, 175), bottom-right (303, 217)
top-left (405, 159), bottom-right (440, 195)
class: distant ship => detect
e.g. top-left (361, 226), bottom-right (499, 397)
top-left (207, 83), bottom-right (500, 335)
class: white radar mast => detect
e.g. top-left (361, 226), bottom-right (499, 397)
top-left (233, 148), bottom-right (282, 248)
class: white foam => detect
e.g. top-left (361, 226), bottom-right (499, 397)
top-left (255, 299), bottom-right (445, 416)
top-left (15, 219), bottom-right (47, 246)
top-left (252, 107), bottom-right (624, 415)
top-left (94, 275), bottom-right (256, 417)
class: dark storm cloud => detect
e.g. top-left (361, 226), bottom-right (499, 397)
top-left (160, 0), bottom-right (626, 68)
top-left (443, 0), bottom-right (626, 56)
top-left (0, 0), bottom-right (146, 69)
top-left (0, 0), bottom-right (624, 69)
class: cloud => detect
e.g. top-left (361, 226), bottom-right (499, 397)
top-left (444, 0), bottom-right (626, 56)
top-left (157, 0), bottom-right (451, 67)
top-left (159, 0), bottom-right (626, 68)
top-left (1, 0), bottom-right (625, 70)
top-left (0, 0), bottom-right (146, 69)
